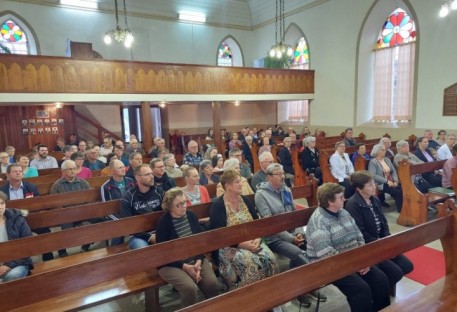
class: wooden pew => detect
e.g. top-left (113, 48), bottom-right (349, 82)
top-left (35, 175), bottom-right (110, 195)
top-left (38, 168), bottom-right (63, 176)
top-left (250, 144), bottom-right (260, 173)
top-left (0, 204), bottom-right (316, 311)
top-left (319, 151), bottom-right (338, 183)
top-left (6, 188), bottom-right (101, 212)
top-left (397, 159), bottom-right (448, 226)
top-left (181, 205), bottom-right (457, 312)
top-left (0, 186), bottom-right (314, 311)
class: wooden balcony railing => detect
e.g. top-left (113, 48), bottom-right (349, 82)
top-left (0, 55), bottom-right (314, 95)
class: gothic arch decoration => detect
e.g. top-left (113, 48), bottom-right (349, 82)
top-left (0, 10), bottom-right (39, 54)
top-left (284, 23), bottom-right (311, 68)
top-left (216, 35), bottom-right (244, 67)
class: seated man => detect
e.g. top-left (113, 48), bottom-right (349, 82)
top-left (251, 152), bottom-right (274, 192)
top-left (125, 152), bottom-right (143, 179)
top-left (120, 164), bottom-right (164, 249)
top-left (99, 136), bottom-right (114, 156)
top-left (151, 157), bottom-right (176, 192)
top-left (277, 137), bottom-right (295, 187)
top-left (183, 140), bottom-right (203, 166)
top-left (256, 163), bottom-right (326, 306)
top-left (83, 147), bottom-right (106, 170)
top-left (113, 145), bottom-right (129, 166)
top-left (30, 145), bottom-right (58, 169)
top-left (437, 134), bottom-right (457, 160)
top-left (342, 128), bottom-right (356, 147)
top-left (150, 138), bottom-right (166, 158)
top-left (424, 129), bottom-right (440, 150)
top-left (0, 163), bottom-right (40, 200)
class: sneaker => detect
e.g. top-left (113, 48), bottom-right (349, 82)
top-left (380, 201), bottom-right (390, 208)
top-left (58, 251), bottom-right (69, 258)
top-left (309, 290), bottom-right (327, 302)
top-left (296, 294), bottom-right (312, 308)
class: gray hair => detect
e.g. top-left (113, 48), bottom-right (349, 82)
top-left (396, 140), bottom-right (409, 150)
top-left (266, 163), bottom-right (283, 175)
top-left (245, 135), bottom-right (253, 142)
top-left (199, 159), bottom-right (212, 172)
top-left (370, 144), bottom-right (385, 158)
top-left (61, 159), bottom-right (76, 170)
top-left (223, 158), bottom-right (239, 170)
top-left (446, 134), bottom-right (456, 140)
top-left (163, 153), bottom-right (175, 164)
top-left (258, 151), bottom-right (273, 162)
top-left (304, 136), bottom-right (316, 145)
top-left (379, 137), bottom-right (390, 144)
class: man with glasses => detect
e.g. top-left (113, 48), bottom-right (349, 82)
top-left (30, 144), bottom-right (58, 169)
top-left (83, 147), bottom-right (106, 170)
top-left (183, 140), bottom-right (203, 166)
top-left (50, 160), bottom-right (91, 256)
top-left (251, 152), bottom-right (274, 192)
top-left (255, 163), bottom-right (326, 307)
top-left (151, 158), bottom-right (176, 192)
top-left (229, 148), bottom-right (252, 179)
top-left (120, 164), bottom-right (164, 249)
top-left (100, 136), bottom-right (114, 156)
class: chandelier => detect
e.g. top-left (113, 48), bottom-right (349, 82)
top-left (104, 0), bottom-right (134, 48)
top-left (440, 0), bottom-right (457, 17)
top-left (268, 0), bottom-right (293, 60)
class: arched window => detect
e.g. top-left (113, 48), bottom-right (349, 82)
top-left (373, 8), bottom-right (416, 123)
top-left (216, 36), bottom-right (243, 67)
top-left (217, 42), bottom-right (232, 67)
top-left (0, 13), bottom-right (37, 55)
top-left (278, 34), bottom-right (310, 124)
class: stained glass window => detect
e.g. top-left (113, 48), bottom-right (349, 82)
top-left (376, 8), bottom-right (416, 49)
top-left (217, 42), bottom-right (232, 67)
top-left (0, 19), bottom-right (29, 54)
top-left (292, 37), bottom-right (309, 65)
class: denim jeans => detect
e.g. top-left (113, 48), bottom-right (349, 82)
top-left (268, 239), bottom-right (308, 269)
top-left (128, 236), bottom-right (149, 250)
top-left (1, 265), bottom-right (29, 283)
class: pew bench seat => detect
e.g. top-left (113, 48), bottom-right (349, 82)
top-left (382, 274), bottom-right (457, 312)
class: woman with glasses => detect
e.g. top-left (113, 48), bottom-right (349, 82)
top-left (70, 152), bottom-right (92, 179)
top-left (216, 159), bottom-right (253, 197)
top-left (210, 170), bottom-right (277, 290)
top-left (368, 144), bottom-right (403, 212)
top-left (329, 141), bottom-right (355, 198)
top-left (157, 188), bottom-right (219, 308)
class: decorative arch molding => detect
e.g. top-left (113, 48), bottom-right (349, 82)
top-left (285, 22), bottom-right (311, 68)
top-left (216, 35), bottom-right (244, 67)
top-left (355, 0), bottom-right (418, 126)
top-left (0, 10), bottom-right (40, 54)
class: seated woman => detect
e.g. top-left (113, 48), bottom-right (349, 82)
top-left (210, 170), bottom-right (278, 290)
top-left (329, 141), bottom-right (355, 199)
top-left (368, 144), bottom-right (403, 212)
top-left (346, 171), bottom-right (413, 288)
top-left (157, 188), bottom-right (219, 308)
top-left (306, 183), bottom-right (391, 312)
top-left (413, 137), bottom-right (443, 188)
top-left (204, 146), bottom-right (218, 161)
top-left (228, 132), bottom-right (241, 150)
top-left (181, 166), bottom-right (210, 206)
top-left (211, 154), bottom-right (224, 172)
top-left (351, 143), bottom-right (372, 165)
top-left (258, 137), bottom-right (271, 156)
top-left (0, 191), bottom-right (33, 282)
top-left (241, 135), bottom-right (254, 170)
top-left (436, 130), bottom-right (446, 147)
top-left (300, 136), bottom-right (322, 184)
top-left (71, 152), bottom-right (93, 179)
top-left (17, 154), bottom-right (38, 178)
top-left (199, 160), bottom-right (220, 185)
top-left (216, 159), bottom-right (254, 197)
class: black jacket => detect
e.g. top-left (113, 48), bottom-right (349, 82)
top-left (300, 147), bottom-right (320, 173)
top-left (413, 148), bottom-right (434, 163)
top-left (3, 209), bottom-right (33, 270)
top-left (278, 147), bottom-right (294, 175)
top-left (101, 176), bottom-right (136, 202)
top-left (345, 192), bottom-right (390, 243)
top-left (210, 195), bottom-right (258, 230)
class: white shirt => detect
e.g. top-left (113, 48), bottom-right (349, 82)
top-left (30, 156), bottom-right (58, 169)
top-left (437, 144), bottom-right (452, 160)
top-left (330, 152), bottom-right (354, 182)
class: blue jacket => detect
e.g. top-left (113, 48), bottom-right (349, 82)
top-left (101, 176), bottom-right (136, 202)
top-left (3, 209), bottom-right (33, 270)
top-left (0, 181), bottom-right (40, 200)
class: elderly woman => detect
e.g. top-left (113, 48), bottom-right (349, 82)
top-left (306, 183), bottom-right (391, 312)
top-left (204, 146), bottom-right (218, 161)
top-left (199, 160), bottom-right (220, 185)
top-left (369, 144), bottom-right (403, 212)
top-left (181, 166), bottom-right (210, 206)
top-left (157, 188), bottom-right (219, 307)
top-left (0, 152), bottom-right (9, 173)
top-left (71, 152), bottom-right (93, 179)
top-left (17, 154), bottom-right (38, 178)
top-left (329, 141), bottom-right (355, 199)
top-left (258, 137), bottom-right (271, 156)
top-left (210, 170), bottom-right (278, 290)
top-left (300, 136), bottom-right (322, 184)
top-left (163, 153), bottom-right (182, 178)
top-left (346, 171), bottom-right (413, 288)
top-left (216, 159), bottom-right (253, 197)
top-left (0, 191), bottom-right (33, 282)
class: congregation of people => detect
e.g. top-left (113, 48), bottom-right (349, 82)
top-left (3, 126), bottom-right (457, 311)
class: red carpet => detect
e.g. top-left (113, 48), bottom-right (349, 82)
top-left (404, 246), bottom-right (445, 285)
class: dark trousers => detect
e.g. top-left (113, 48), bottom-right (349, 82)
top-left (333, 266), bottom-right (390, 312)
top-left (422, 173), bottom-right (442, 188)
top-left (376, 254), bottom-right (414, 287)
top-left (382, 184), bottom-right (403, 212)
top-left (340, 179), bottom-right (355, 199)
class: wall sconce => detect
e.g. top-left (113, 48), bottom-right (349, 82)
top-left (159, 101), bottom-right (166, 108)
top-left (55, 102), bottom-right (63, 109)
top-left (234, 100), bottom-right (241, 106)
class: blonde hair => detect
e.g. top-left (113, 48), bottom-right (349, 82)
top-left (162, 187), bottom-right (184, 212)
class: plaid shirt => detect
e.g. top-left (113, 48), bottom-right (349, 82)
top-left (183, 152), bottom-right (203, 166)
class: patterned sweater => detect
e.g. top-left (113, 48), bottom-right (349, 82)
top-left (306, 207), bottom-right (365, 262)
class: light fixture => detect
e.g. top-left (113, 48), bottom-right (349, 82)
top-left (268, 0), bottom-right (293, 62)
top-left (178, 12), bottom-right (206, 23)
top-left (440, 0), bottom-right (457, 17)
top-left (159, 101), bottom-right (166, 108)
top-left (60, 0), bottom-right (98, 9)
top-left (55, 102), bottom-right (63, 109)
top-left (234, 100), bottom-right (241, 106)
top-left (104, 0), bottom-right (134, 48)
